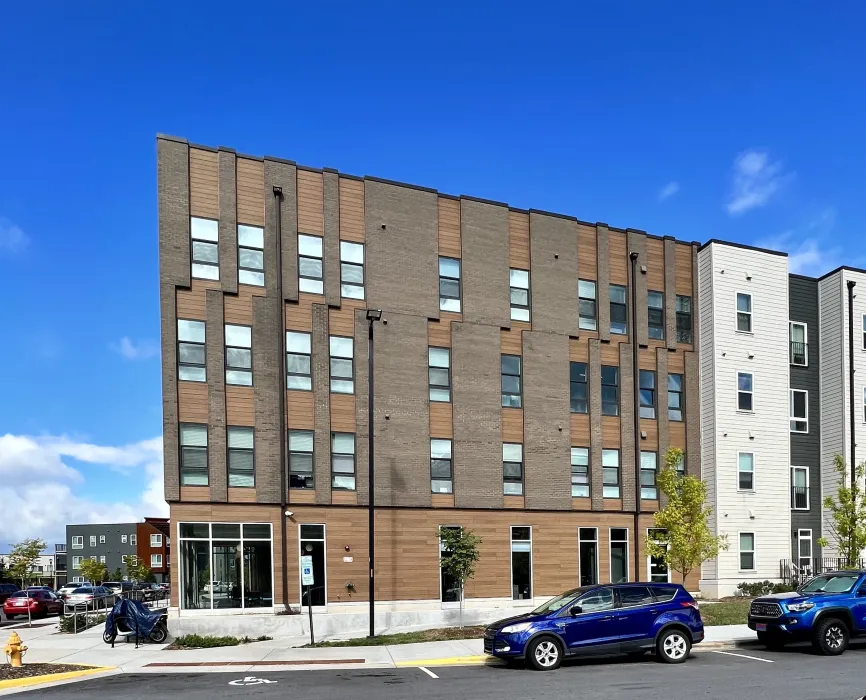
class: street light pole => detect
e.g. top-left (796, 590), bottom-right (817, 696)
top-left (366, 309), bottom-right (383, 638)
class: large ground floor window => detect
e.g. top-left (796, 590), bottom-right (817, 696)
top-left (179, 522), bottom-right (273, 610)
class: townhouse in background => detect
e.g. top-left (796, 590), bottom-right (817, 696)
top-left (158, 134), bottom-right (701, 620)
top-left (66, 519), bottom-right (171, 583)
top-left (0, 549), bottom-right (65, 588)
top-left (138, 517), bottom-right (171, 583)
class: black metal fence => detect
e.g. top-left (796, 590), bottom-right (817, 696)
top-left (780, 558), bottom-right (866, 586)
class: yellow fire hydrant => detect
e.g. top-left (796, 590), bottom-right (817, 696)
top-left (4, 632), bottom-right (27, 667)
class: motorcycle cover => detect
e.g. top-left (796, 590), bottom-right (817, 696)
top-left (104, 598), bottom-right (163, 638)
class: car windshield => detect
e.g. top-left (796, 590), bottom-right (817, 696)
top-left (531, 587), bottom-right (584, 615)
top-left (71, 588), bottom-right (93, 594)
top-left (799, 574), bottom-right (860, 594)
top-left (11, 591), bottom-right (38, 598)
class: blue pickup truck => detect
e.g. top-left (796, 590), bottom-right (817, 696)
top-left (748, 570), bottom-right (866, 655)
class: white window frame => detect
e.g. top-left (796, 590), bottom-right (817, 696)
top-left (99, 535), bottom-right (105, 544)
top-left (789, 321), bottom-right (808, 366)
top-left (72, 556), bottom-right (83, 569)
top-left (647, 528), bottom-right (672, 583)
top-left (99, 556), bottom-right (106, 564)
top-left (151, 554), bottom-right (163, 568)
top-left (151, 534), bottom-right (163, 547)
top-left (737, 371), bottom-right (754, 413)
top-left (71, 536), bottom-right (83, 549)
top-left (797, 529), bottom-right (812, 570)
top-left (735, 292), bottom-right (753, 333)
top-left (509, 526), bottom-right (533, 603)
top-left (89, 536), bottom-right (96, 547)
top-left (791, 466), bottom-right (810, 511)
top-left (121, 555), bottom-right (127, 564)
top-left (738, 532), bottom-right (756, 572)
top-left (609, 527), bottom-right (629, 583)
top-left (130, 534), bottom-right (137, 546)
top-left (790, 389), bottom-right (809, 433)
top-left (578, 527), bottom-right (599, 586)
top-left (737, 451), bottom-right (755, 492)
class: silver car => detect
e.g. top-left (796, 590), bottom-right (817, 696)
top-left (64, 586), bottom-right (116, 610)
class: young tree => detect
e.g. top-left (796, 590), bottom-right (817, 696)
top-left (646, 448), bottom-right (728, 584)
top-left (125, 555), bottom-right (153, 583)
top-left (78, 558), bottom-right (107, 586)
top-left (7, 538), bottom-right (46, 589)
top-left (110, 567), bottom-right (124, 582)
top-left (817, 455), bottom-right (866, 567)
top-left (438, 526), bottom-right (482, 629)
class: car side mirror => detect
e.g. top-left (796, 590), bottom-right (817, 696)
top-left (570, 605), bottom-right (582, 616)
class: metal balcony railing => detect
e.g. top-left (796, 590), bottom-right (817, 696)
top-left (791, 341), bottom-right (807, 365)
top-left (791, 485), bottom-right (809, 510)
top-left (780, 558), bottom-right (866, 586)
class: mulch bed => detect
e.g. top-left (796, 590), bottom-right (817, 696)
top-left (0, 664), bottom-right (96, 681)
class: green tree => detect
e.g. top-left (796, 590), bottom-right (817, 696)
top-left (646, 448), bottom-right (728, 583)
top-left (7, 538), bottom-right (46, 589)
top-left (79, 558), bottom-right (107, 585)
top-left (125, 555), bottom-right (153, 583)
top-left (110, 567), bottom-right (124, 582)
top-left (817, 455), bottom-right (866, 567)
top-left (438, 526), bottom-right (482, 629)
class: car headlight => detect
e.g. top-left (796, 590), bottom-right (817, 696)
top-left (787, 602), bottom-right (814, 612)
top-left (500, 622), bottom-right (533, 634)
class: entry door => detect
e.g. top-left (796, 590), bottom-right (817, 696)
top-left (299, 524), bottom-right (326, 607)
top-left (797, 530), bottom-right (812, 574)
top-left (561, 587), bottom-right (618, 651)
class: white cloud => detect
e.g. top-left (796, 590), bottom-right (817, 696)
top-left (755, 209), bottom-right (847, 277)
top-left (0, 218), bottom-right (28, 253)
top-left (0, 434), bottom-right (166, 547)
top-left (658, 181), bottom-right (680, 202)
top-left (111, 337), bottom-right (160, 360)
top-left (727, 149), bottom-right (794, 215)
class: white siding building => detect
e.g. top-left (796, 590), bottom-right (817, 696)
top-left (698, 241), bottom-right (791, 597)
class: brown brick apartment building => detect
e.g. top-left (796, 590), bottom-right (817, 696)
top-left (158, 134), bottom-right (700, 616)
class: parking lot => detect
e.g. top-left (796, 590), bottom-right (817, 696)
top-left (19, 642), bottom-right (866, 700)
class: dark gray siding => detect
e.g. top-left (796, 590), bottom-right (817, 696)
top-left (66, 523), bottom-right (138, 582)
top-left (789, 275), bottom-right (822, 557)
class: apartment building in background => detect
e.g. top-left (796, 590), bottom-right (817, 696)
top-left (158, 134), bottom-right (701, 617)
top-left (0, 550), bottom-right (64, 587)
top-left (137, 517), bottom-right (171, 583)
top-left (67, 523), bottom-right (138, 583)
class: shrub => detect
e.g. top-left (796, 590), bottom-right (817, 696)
top-left (60, 613), bottom-right (106, 634)
top-left (169, 634), bottom-right (273, 649)
top-left (736, 581), bottom-right (794, 597)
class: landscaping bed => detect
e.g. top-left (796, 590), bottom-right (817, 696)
top-left (700, 599), bottom-right (750, 626)
top-left (303, 625), bottom-right (487, 647)
top-left (167, 634), bottom-right (273, 650)
top-left (0, 664), bottom-right (96, 681)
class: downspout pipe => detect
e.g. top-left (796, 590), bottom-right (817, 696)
top-left (630, 251), bottom-right (641, 582)
top-left (274, 185), bottom-right (289, 613)
top-left (848, 280), bottom-right (857, 493)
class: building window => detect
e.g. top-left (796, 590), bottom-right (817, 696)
top-left (225, 324), bottom-right (253, 386)
top-left (571, 447), bottom-right (589, 498)
top-left (510, 526), bottom-right (532, 600)
top-left (736, 293), bottom-right (752, 333)
top-left (89, 536), bottom-right (96, 547)
top-left (610, 284), bottom-right (627, 335)
top-left (738, 452), bottom-right (755, 491)
top-left (739, 533), bottom-right (755, 571)
top-left (90, 556), bottom-right (96, 562)
top-left (151, 554), bottom-right (163, 568)
top-left (601, 365), bottom-right (619, 416)
top-left (668, 373), bottom-right (684, 421)
top-left (430, 439), bottom-right (453, 494)
top-left (790, 322), bottom-right (807, 366)
top-left (98, 555), bottom-right (105, 564)
top-left (676, 295), bottom-right (692, 343)
top-left (298, 234), bottom-right (324, 294)
top-left (570, 362), bottom-right (588, 413)
top-left (602, 449), bottom-right (620, 498)
top-left (190, 217), bottom-right (219, 280)
top-left (99, 535), bottom-right (105, 544)
top-left (237, 224), bottom-right (265, 286)
top-left (329, 336), bottom-right (354, 393)
top-left (737, 372), bottom-right (753, 411)
top-left (578, 527), bottom-right (598, 586)
top-left (639, 370), bottom-right (656, 419)
top-left (648, 528), bottom-right (670, 583)
top-left (286, 331), bottom-right (312, 390)
top-left (674, 451), bottom-right (686, 476)
top-left (72, 556), bottom-right (82, 569)
top-left (438, 257), bottom-right (461, 312)
top-left (648, 291), bottom-right (665, 340)
top-left (130, 534), bottom-right (137, 546)
top-left (510, 269), bottom-right (531, 322)
top-left (640, 451), bottom-right (658, 500)
top-left (121, 535), bottom-right (127, 544)
top-left (151, 534), bottom-right (163, 547)
top-left (790, 389), bottom-right (808, 433)
top-left (228, 426), bottom-right (255, 488)
top-left (501, 355), bottom-right (522, 408)
top-left (121, 555), bottom-right (127, 564)
top-left (503, 443), bottom-right (524, 495)
top-left (796, 529), bottom-right (812, 570)
top-left (610, 528), bottom-right (629, 583)
top-left (578, 280), bottom-right (597, 330)
top-left (428, 347), bottom-right (451, 402)
top-left (180, 423), bottom-right (209, 486)
top-left (340, 241), bottom-right (365, 299)
top-left (331, 433), bottom-right (356, 490)
top-left (791, 467), bottom-right (809, 510)
top-left (178, 319), bottom-right (206, 382)
top-left (72, 536), bottom-right (83, 549)
top-left (439, 526), bottom-right (461, 603)
top-left (288, 430), bottom-right (314, 489)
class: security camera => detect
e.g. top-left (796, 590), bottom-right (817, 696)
top-left (284, 510), bottom-right (294, 517)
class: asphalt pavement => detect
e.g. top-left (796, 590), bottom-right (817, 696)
top-left (16, 642), bottom-right (866, 700)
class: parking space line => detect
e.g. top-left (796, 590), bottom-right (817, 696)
top-left (710, 650), bottom-right (774, 663)
top-left (418, 666), bottom-right (439, 679)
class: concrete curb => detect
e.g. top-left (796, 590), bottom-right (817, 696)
top-left (0, 666), bottom-right (117, 693)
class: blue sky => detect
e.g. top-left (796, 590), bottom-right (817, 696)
top-left (0, 1), bottom-right (863, 546)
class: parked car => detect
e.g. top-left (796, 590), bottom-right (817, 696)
top-left (2, 590), bottom-right (64, 619)
top-left (102, 581), bottom-right (136, 596)
top-left (748, 570), bottom-right (866, 655)
top-left (484, 582), bottom-right (704, 670)
top-left (57, 583), bottom-right (89, 601)
top-left (135, 583), bottom-right (166, 602)
top-left (64, 586), bottom-right (117, 610)
top-left (0, 583), bottom-right (20, 604)
top-left (27, 585), bottom-right (55, 593)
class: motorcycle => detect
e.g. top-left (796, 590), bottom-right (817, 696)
top-left (103, 598), bottom-right (169, 647)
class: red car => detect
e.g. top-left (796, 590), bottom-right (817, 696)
top-left (2, 590), bottom-right (63, 619)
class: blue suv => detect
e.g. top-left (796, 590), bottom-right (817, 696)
top-left (483, 582), bottom-right (704, 670)
top-left (748, 570), bottom-right (866, 655)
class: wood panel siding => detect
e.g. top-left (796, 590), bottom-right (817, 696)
top-left (638, 350), bottom-right (657, 370)
top-left (179, 486), bottom-right (210, 502)
top-left (668, 352), bottom-right (685, 374)
top-left (329, 305), bottom-right (360, 337)
top-left (177, 286), bottom-right (207, 320)
top-left (501, 408), bottom-right (524, 443)
top-left (608, 230), bottom-right (628, 285)
top-left (570, 414), bottom-right (591, 444)
top-left (236, 158), bottom-right (265, 226)
top-left (569, 339), bottom-right (590, 362)
top-left (287, 390), bottom-right (314, 428)
top-left (669, 421), bottom-right (686, 448)
top-left (503, 496), bottom-right (525, 509)
top-left (500, 328), bottom-right (523, 355)
top-left (431, 494), bottom-right (455, 508)
top-left (339, 178), bottom-right (365, 243)
top-left (288, 490), bottom-right (316, 504)
top-left (577, 224), bottom-right (597, 281)
top-left (572, 498), bottom-right (592, 511)
top-left (178, 382), bottom-right (208, 422)
top-left (224, 292), bottom-right (253, 325)
top-left (599, 343), bottom-right (621, 365)
top-left (639, 419), bottom-right (659, 449)
top-left (675, 243), bottom-right (693, 295)
top-left (189, 149), bottom-right (219, 219)
top-left (428, 320), bottom-right (451, 347)
top-left (508, 211), bottom-right (530, 269)
top-left (285, 295), bottom-right (317, 332)
top-left (330, 393), bottom-right (356, 433)
top-left (429, 402), bottom-right (453, 438)
top-left (646, 238), bottom-right (665, 291)
top-left (437, 198), bottom-right (461, 258)
top-left (332, 491), bottom-right (358, 506)
top-left (226, 386), bottom-right (254, 425)
top-left (228, 488), bottom-right (257, 503)
top-left (297, 170), bottom-right (324, 235)
top-left (603, 498), bottom-right (624, 511)
top-left (601, 416), bottom-right (621, 447)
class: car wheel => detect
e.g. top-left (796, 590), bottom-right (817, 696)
top-left (812, 618), bottom-right (848, 656)
top-left (526, 636), bottom-right (563, 671)
top-left (656, 628), bottom-right (691, 664)
top-left (5, 615), bottom-right (14, 620)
